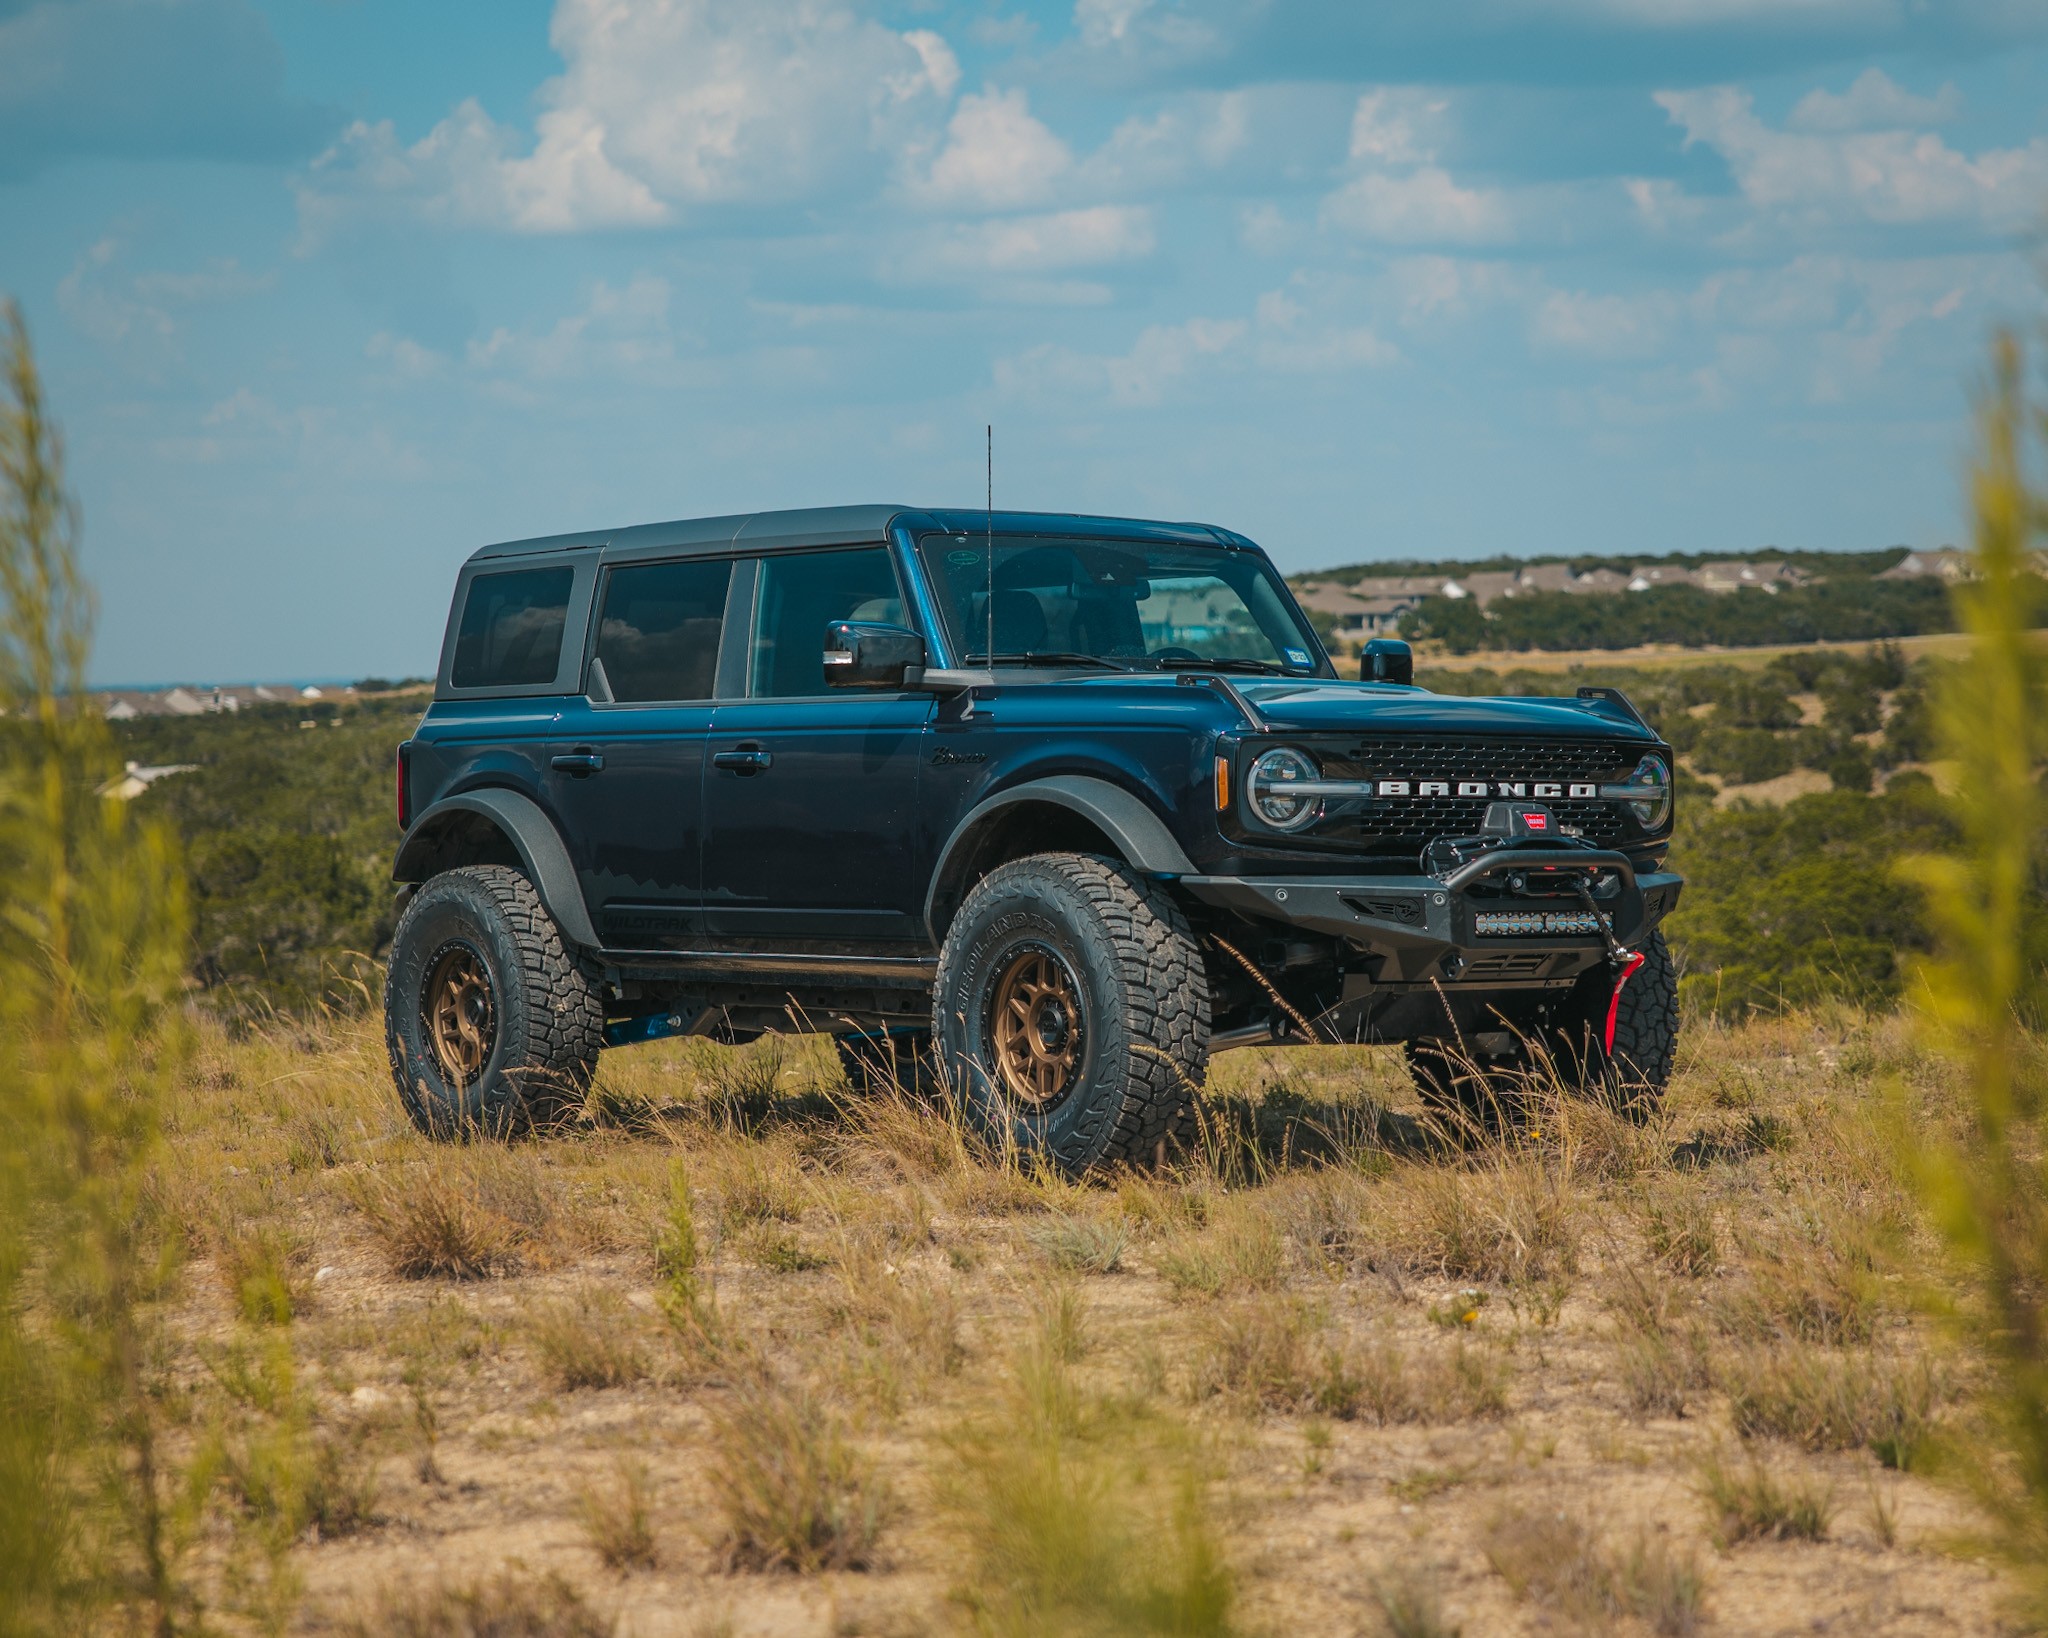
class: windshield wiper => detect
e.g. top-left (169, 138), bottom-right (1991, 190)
top-left (1148, 655), bottom-right (1287, 675)
top-left (966, 651), bottom-right (1133, 670)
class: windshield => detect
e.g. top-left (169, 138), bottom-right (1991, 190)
top-left (917, 534), bottom-right (1325, 673)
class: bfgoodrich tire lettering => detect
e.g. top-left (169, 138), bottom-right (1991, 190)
top-left (932, 852), bottom-right (1209, 1174)
top-left (384, 865), bottom-right (604, 1137)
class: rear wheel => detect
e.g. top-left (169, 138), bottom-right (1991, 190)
top-left (932, 853), bottom-right (1209, 1174)
top-left (384, 865), bottom-right (605, 1138)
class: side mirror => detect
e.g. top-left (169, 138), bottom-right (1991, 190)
top-left (824, 621), bottom-right (926, 688)
top-left (1361, 638), bottom-right (1413, 686)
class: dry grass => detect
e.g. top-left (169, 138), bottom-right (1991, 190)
top-left (336, 1569), bottom-right (615, 1636)
top-left (1718, 1341), bottom-right (1937, 1463)
top-left (1483, 1507), bottom-right (1707, 1635)
top-left (1698, 1448), bottom-right (1835, 1545)
top-left (100, 1008), bottom-right (2006, 1632)
top-left (528, 1286), bottom-right (650, 1392)
top-left (705, 1366), bottom-right (886, 1573)
top-left (579, 1459), bottom-right (658, 1571)
top-left (1191, 1294), bottom-right (1508, 1425)
top-left (1363, 1146), bottom-right (1581, 1288)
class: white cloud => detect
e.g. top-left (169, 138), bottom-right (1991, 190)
top-left (911, 86), bottom-right (1070, 210)
top-left (1321, 166), bottom-right (1511, 244)
top-left (1319, 88), bottom-right (1512, 245)
top-left (996, 277), bottom-right (1396, 406)
top-left (1076, 92), bottom-right (1252, 194)
top-left (1074, 0), bottom-right (1153, 47)
top-left (1789, 68), bottom-right (1962, 132)
top-left (924, 205), bottom-right (1154, 274)
top-left (466, 275), bottom-right (680, 381)
top-left (1531, 289), bottom-right (1675, 358)
top-left (1659, 84), bottom-right (2048, 232)
top-left (58, 237), bottom-right (272, 352)
top-left (301, 0), bottom-right (959, 235)
top-left (1346, 89), bottom-right (1445, 167)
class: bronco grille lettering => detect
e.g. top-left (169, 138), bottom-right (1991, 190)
top-left (1374, 778), bottom-right (1599, 798)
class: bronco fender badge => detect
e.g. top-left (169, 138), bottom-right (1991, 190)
top-left (932, 747), bottom-right (988, 766)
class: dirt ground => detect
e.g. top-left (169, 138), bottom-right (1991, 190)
top-left (163, 1007), bottom-right (2017, 1636)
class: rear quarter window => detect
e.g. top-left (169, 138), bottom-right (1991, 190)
top-left (451, 566), bottom-right (574, 689)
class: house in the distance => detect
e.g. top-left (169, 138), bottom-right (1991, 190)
top-left (94, 682), bottom-right (357, 719)
top-left (1694, 561), bottom-right (1812, 595)
top-left (1878, 547), bottom-right (1973, 582)
top-left (97, 760), bottom-right (197, 801)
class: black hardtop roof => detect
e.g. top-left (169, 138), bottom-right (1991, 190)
top-left (468, 505), bottom-right (1260, 563)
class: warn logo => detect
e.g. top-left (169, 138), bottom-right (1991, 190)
top-left (1374, 779), bottom-right (1600, 799)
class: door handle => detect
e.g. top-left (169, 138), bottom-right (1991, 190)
top-left (550, 751), bottom-right (604, 777)
top-left (712, 746), bottom-right (773, 775)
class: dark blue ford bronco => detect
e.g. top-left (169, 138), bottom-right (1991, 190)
top-left (387, 505), bottom-right (1681, 1170)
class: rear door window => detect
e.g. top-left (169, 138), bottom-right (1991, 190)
top-left (748, 547), bottom-right (905, 698)
top-left (451, 566), bottom-right (575, 689)
top-left (595, 557), bottom-right (734, 702)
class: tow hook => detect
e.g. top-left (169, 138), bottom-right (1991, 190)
top-left (1572, 877), bottom-right (1646, 1054)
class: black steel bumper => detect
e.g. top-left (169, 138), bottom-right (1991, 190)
top-left (1177, 857), bottom-right (1682, 988)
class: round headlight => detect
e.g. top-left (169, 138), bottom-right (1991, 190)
top-left (1247, 747), bottom-right (1322, 831)
top-left (1619, 753), bottom-right (1671, 830)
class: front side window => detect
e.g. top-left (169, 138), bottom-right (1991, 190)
top-left (451, 566), bottom-right (574, 689)
top-left (749, 547), bottom-right (905, 697)
top-left (595, 557), bottom-right (733, 702)
top-left (917, 535), bottom-right (1321, 674)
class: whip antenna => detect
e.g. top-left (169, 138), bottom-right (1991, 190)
top-left (985, 424), bottom-right (994, 668)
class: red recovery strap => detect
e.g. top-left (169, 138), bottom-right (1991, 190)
top-left (1604, 949), bottom-right (1648, 1055)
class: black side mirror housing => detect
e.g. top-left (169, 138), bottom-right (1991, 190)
top-left (824, 621), bottom-right (927, 688)
top-left (1361, 638), bottom-right (1414, 686)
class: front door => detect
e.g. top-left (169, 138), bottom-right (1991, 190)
top-left (700, 544), bottom-right (931, 949)
top-left (545, 554), bottom-right (736, 951)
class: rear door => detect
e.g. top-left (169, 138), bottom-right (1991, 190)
top-left (699, 544), bottom-right (933, 949)
top-left (544, 554), bottom-right (738, 950)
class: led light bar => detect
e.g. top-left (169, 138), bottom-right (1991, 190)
top-left (1473, 909), bottom-right (1609, 937)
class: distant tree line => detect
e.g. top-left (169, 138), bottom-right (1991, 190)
top-left (114, 697), bottom-right (413, 1011)
top-left (1399, 577), bottom-right (1962, 652)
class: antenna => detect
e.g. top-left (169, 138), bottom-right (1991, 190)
top-left (985, 423), bottom-right (995, 668)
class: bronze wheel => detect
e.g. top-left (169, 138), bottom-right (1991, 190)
top-left (986, 942), bottom-right (1085, 1108)
top-left (421, 941), bottom-right (496, 1089)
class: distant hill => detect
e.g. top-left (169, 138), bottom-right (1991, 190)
top-left (1293, 543), bottom-right (1920, 587)
top-left (1284, 544), bottom-right (2034, 655)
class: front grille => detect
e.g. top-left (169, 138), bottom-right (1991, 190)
top-left (1301, 735), bottom-right (1641, 859)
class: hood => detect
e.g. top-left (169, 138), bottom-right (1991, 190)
top-left (1234, 678), bottom-right (1659, 743)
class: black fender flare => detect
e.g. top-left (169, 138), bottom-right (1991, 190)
top-left (393, 788), bottom-right (601, 951)
top-left (924, 774), bottom-right (1197, 942)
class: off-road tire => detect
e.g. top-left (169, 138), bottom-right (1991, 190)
top-left (384, 865), bottom-right (605, 1138)
top-left (835, 1029), bottom-right (946, 1102)
top-left (1548, 929), bottom-right (1679, 1122)
top-left (932, 852), bottom-right (1209, 1175)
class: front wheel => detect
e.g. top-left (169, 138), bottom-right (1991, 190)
top-left (1545, 930), bottom-right (1679, 1122)
top-left (932, 853), bottom-right (1210, 1175)
top-left (384, 865), bottom-right (605, 1138)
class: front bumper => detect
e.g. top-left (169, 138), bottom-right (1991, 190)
top-left (1178, 861), bottom-right (1682, 989)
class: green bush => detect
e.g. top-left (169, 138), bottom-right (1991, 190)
top-left (111, 697), bottom-right (418, 1009)
top-left (1693, 727), bottom-right (1794, 786)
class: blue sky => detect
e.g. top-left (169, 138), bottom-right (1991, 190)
top-left (2, 0), bottom-right (2045, 683)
